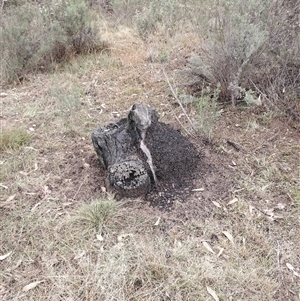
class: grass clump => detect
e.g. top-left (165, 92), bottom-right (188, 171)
top-left (194, 86), bottom-right (222, 140)
top-left (0, 129), bottom-right (31, 151)
top-left (77, 196), bottom-right (118, 230)
top-left (0, 0), bottom-right (105, 83)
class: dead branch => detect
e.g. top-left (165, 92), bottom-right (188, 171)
top-left (163, 68), bottom-right (197, 134)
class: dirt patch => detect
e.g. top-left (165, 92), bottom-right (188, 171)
top-left (26, 141), bottom-right (107, 204)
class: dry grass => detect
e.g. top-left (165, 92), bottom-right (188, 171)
top-left (1, 14), bottom-right (300, 301)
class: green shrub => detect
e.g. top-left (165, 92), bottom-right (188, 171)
top-left (188, 0), bottom-right (269, 106)
top-left (189, 0), bottom-right (300, 108)
top-left (0, 129), bottom-right (31, 151)
top-left (0, 0), bottom-right (104, 83)
top-left (252, 0), bottom-right (300, 107)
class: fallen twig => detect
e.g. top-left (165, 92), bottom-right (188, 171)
top-left (72, 175), bottom-right (87, 200)
top-left (227, 140), bottom-right (246, 153)
top-left (287, 193), bottom-right (295, 203)
top-left (163, 68), bottom-right (197, 134)
top-left (277, 241), bottom-right (284, 282)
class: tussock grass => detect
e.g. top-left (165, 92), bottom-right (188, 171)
top-left (77, 196), bottom-right (119, 230)
top-left (0, 129), bottom-right (31, 151)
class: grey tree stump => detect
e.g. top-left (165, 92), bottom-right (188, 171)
top-left (91, 104), bottom-right (159, 198)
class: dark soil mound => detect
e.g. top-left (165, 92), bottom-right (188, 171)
top-left (145, 122), bottom-right (204, 209)
top-left (147, 122), bottom-right (201, 181)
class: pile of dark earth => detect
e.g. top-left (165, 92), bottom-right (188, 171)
top-left (145, 122), bottom-right (205, 210)
top-left (146, 127), bottom-right (234, 213)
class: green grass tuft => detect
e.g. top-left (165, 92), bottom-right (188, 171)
top-left (0, 129), bottom-right (31, 151)
top-left (77, 196), bottom-right (118, 230)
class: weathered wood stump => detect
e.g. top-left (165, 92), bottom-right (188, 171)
top-left (91, 104), bottom-right (159, 197)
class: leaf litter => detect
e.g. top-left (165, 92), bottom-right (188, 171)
top-left (222, 231), bottom-right (235, 245)
top-left (0, 251), bottom-right (12, 261)
top-left (22, 281), bottom-right (43, 292)
top-left (227, 197), bottom-right (238, 205)
top-left (207, 286), bottom-right (219, 301)
top-left (202, 241), bottom-right (216, 254)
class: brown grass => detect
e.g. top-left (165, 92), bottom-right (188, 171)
top-left (1, 15), bottom-right (300, 301)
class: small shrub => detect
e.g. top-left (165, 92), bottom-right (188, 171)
top-left (189, 0), bottom-right (269, 106)
top-left (252, 0), bottom-right (300, 108)
top-left (188, 0), bottom-right (300, 109)
top-left (0, 129), bottom-right (31, 151)
top-left (0, 0), bottom-right (104, 83)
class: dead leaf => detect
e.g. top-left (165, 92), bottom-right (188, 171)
top-left (112, 242), bottom-right (124, 251)
top-left (0, 251), bottom-right (12, 261)
top-left (5, 195), bottom-right (16, 203)
top-left (212, 201), bottom-right (222, 208)
top-left (275, 203), bottom-right (285, 210)
top-left (22, 281), bottom-right (43, 292)
top-left (192, 188), bottom-right (205, 192)
top-left (0, 195), bottom-right (16, 208)
top-left (47, 252), bottom-right (59, 267)
top-left (286, 263), bottom-right (300, 277)
top-left (249, 205), bottom-right (255, 215)
top-left (273, 214), bottom-right (284, 220)
top-left (223, 231), bottom-right (235, 245)
top-left (31, 202), bottom-right (41, 212)
top-left (286, 263), bottom-right (294, 271)
top-left (217, 248), bottom-right (224, 257)
top-left (264, 208), bottom-right (274, 216)
top-left (294, 271), bottom-right (300, 278)
top-left (154, 217), bottom-right (161, 226)
top-left (202, 241), bottom-right (216, 254)
top-left (8, 259), bottom-right (22, 272)
top-left (174, 239), bottom-right (182, 249)
top-left (227, 198), bottom-right (238, 205)
top-left (0, 183), bottom-right (8, 189)
top-left (43, 185), bottom-right (51, 195)
top-left (207, 286), bottom-right (219, 301)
